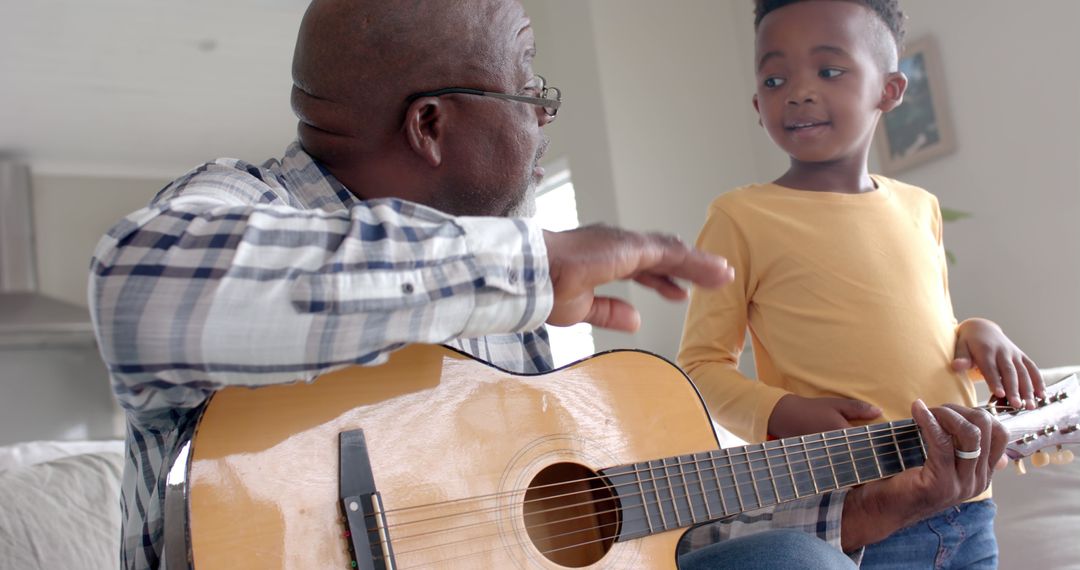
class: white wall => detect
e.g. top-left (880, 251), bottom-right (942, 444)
top-left (33, 174), bottom-right (166, 307)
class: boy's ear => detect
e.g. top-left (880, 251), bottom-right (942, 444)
top-left (752, 94), bottom-right (763, 127)
top-left (403, 98), bottom-right (444, 167)
top-left (879, 71), bottom-right (909, 113)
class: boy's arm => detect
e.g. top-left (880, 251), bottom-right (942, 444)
top-left (678, 206), bottom-right (880, 441)
top-left (677, 207), bottom-right (788, 442)
top-left (930, 198), bottom-right (1044, 409)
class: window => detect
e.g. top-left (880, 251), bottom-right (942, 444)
top-left (533, 160), bottom-right (596, 368)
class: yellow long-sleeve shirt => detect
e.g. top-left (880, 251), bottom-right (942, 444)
top-left (678, 176), bottom-right (976, 445)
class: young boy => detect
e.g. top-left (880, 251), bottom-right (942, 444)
top-left (677, 0), bottom-right (1044, 567)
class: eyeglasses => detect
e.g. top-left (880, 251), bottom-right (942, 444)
top-left (405, 74), bottom-right (562, 118)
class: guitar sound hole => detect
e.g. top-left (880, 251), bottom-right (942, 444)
top-left (523, 462), bottom-right (620, 567)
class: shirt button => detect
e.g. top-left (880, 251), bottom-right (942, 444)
top-left (401, 283), bottom-right (414, 294)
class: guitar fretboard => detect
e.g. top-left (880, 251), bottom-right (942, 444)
top-left (602, 420), bottom-right (926, 540)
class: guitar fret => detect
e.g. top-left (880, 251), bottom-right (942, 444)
top-left (891, 421), bottom-right (907, 471)
top-left (728, 448), bottom-right (748, 512)
top-left (695, 453), bottom-right (715, 521)
top-left (665, 457), bottom-right (682, 524)
top-left (710, 451), bottom-right (730, 516)
top-left (764, 444), bottom-right (782, 503)
top-left (802, 435), bottom-right (819, 495)
top-left (874, 422), bottom-right (903, 477)
top-left (747, 444), bottom-right (764, 507)
top-left (650, 461), bottom-right (670, 530)
top-left (678, 457), bottom-right (695, 524)
top-left (635, 467), bottom-right (655, 534)
top-left (848, 426), bottom-right (877, 483)
top-left (766, 440), bottom-right (798, 502)
top-left (865, 426), bottom-right (884, 479)
top-left (845, 430), bottom-right (862, 485)
top-left (824, 432), bottom-right (843, 488)
top-left (746, 446), bottom-right (764, 508)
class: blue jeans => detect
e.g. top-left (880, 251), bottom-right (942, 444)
top-left (678, 529), bottom-right (857, 570)
top-left (860, 500), bottom-right (998, 569)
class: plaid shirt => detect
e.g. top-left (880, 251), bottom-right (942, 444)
top-left (89, 143), bottom-right (849, 568)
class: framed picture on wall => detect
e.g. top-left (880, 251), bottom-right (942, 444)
top-left (874, 36), bottom-right (957, 174)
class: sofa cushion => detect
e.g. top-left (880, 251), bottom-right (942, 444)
top-left (0, 451), bottom-right (123, 569)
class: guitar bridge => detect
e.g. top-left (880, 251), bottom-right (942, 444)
top-left (340, 429), bottom-right (396, 570)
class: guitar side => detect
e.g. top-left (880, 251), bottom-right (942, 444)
top-left (185, 344), bottom-right (720, 569)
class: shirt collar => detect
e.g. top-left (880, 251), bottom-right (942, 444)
top-left (272, 141), bottom-right (359, 212)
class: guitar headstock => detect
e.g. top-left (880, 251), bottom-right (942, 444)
top-left (995, 373), bottom-right (1079, 468)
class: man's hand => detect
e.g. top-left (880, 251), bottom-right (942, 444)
top-left (953, 317), bottom-right (1044, 410)
top-left (543, 225), bottom-right (734, 331)
top-left (840, 400), bottom-right (1007, 551)
top-left (768, 394), bottom-right (882, 438)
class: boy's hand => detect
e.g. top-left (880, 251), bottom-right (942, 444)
top-left (768, 394), bottom-right (882, 438)
top-left (952, 318), bottom-right (1044, 410)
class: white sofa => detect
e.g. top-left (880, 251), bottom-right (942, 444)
top-left (1, 370), bottom-right (1076, 569)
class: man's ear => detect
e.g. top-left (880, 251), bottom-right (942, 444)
top-left (752, 93), bottom-right (763, 127)
top-left (879, 71), bottom-right (908, 113)
top-left (403, 98), bottom-right (444, 167)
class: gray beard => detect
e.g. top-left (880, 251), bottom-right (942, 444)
top-left (507, 185), bottom-right (536, 218)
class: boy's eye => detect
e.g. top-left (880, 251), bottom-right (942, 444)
top-left (763, 77), bottom-right (786, 88)
top-left (819, 68), bottom-right (844, 79)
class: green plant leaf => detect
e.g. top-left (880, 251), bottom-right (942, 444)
top-left (940, 207), bottom-right (972, 222)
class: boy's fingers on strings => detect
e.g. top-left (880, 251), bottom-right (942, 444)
top-left (974, 348), bottom-right (1007, 402)
top-left (1022, 355), bottom-right (1045, 399)
top-left (996, 352), bottom-right (1025, 409)
top-left (1003, 353), bottom-right (1035, 410)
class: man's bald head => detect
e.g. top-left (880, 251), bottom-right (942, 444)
top-left (292, 0), bottom-right (521, 153)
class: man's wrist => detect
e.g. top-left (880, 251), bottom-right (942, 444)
top-left (840, 484), bottom-right (914, 551)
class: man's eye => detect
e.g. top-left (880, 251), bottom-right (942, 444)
top-left (820, 68), bottom-right (844, 79)
top-left (522, 78), bottom-right (542, 96)
top-left (763, 77), bottom-right (785, 88)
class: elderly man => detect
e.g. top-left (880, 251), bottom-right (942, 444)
top-left (89, 1), bottom-right (1004, 568)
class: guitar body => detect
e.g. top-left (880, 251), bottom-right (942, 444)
top-left (187, 344), bottom-right (719, 569)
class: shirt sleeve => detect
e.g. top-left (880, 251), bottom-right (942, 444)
top-left (678, 489), bottom-right (862, 565)
top-left (88, 189), bottom-right (553, 423)
top-left (677, 205), bottom-right (790, 442)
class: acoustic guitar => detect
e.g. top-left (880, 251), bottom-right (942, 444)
top-left (175, 344), bottom-right (1079, 569)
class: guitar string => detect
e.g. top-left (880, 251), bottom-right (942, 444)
top-left (368, 402), bottom-right (1018, 523)
top-left (365, 425), bottom-right (927, 555)
top-left (377, 407), bottom-right (1031, 539)
top-left (375, 401), bottom-right (1032, 557)
top-left (358, 403), bottom-right (1027, 566)
top-left (380, 438), bottom-right (911, 562)
top-left (376, 424), bottom-right (924, 539)
top-left (380, 437), bottom-right (909, 568)
top-left (370, 420), bottom-right (925, 527)
top-left (360, 408), bottom-right (1036, 565)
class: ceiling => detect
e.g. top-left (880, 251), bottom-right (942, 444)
top-left (0, 0), bottom-right (309, 177)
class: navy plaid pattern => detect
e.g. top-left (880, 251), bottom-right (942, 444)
top-left (90, 142), bottom-right (848, 568)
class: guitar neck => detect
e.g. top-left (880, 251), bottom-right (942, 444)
top-left (603, 420), bottom-right (926, 540)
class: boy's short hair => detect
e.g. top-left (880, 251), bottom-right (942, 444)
top-left (754, 0), bottom-right (906, 50)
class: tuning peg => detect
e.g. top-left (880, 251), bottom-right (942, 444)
top-left (1032, 451), bottom-right (1051, 468)
top-left (1051, 447), bottom-right (1075, 465)
top-left (1014, 459), bottom-right (1027, 475)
